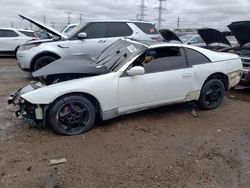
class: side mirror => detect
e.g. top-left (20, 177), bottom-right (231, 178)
top-left (127, 66), bottom-right (145, 76)
top-left (77, 32), bottom-right (87, 40)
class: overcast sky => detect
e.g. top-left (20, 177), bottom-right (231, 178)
top-left (0, 0), bottom-right (250, 31)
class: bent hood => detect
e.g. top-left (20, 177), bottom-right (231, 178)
top-left (159, 29), bottom-right (182, 43)
top-left (32, 54), bottom-right (109, 77)
top-left (228, 21), bottom-right (250, 46)
top-left (198, 28), bottom-right (231, 46)
top-left (18, 14), bottom-right (67, 39)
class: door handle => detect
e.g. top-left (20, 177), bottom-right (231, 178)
top-left (183, 73), bottom-right (192, 79)
top-left (98, 40), bottom-right (106, 43)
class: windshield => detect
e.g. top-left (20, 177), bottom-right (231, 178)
top-left (96, 39), bottom-right (147, 71)
top-left (179, 35), bottom-right (195, 43)
top-left (66, 22), bottom-right (87, 38)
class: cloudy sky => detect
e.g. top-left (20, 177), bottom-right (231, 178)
top-left (0, 0), bottom-right (250, 31)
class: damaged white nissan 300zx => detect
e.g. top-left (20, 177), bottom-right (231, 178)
top-left (9, 39), bottom-right (242, 135)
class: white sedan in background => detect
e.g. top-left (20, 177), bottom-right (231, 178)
top-left (0, 28), bottom-right (36, 56)
top-left (9, 39), bottom-right (242, 135)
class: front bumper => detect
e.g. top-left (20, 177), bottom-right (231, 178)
top-left (8, 85), bottom-right (45, 126)
top-left (16, 51), bottom-right (33, 72)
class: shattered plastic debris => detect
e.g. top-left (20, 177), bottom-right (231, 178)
top-left (49, 158), bottom-right (67, 166)
top-left (190, 108), bottom-right (199, 118)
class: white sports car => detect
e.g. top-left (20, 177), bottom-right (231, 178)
top-left (9, 39), bottom-right (242, 135)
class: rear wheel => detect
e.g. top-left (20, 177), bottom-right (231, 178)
top-left (49, 95), bottom-right (96, 135)
top-left (33, 55), bottom-right (58, 71)
top-left (198, 79), bottom-right (225, 110)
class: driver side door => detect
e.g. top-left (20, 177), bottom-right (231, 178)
top-left (69, 22), bottom-right (109, 58)
top-left (117, 46), bottom-right (193, 114)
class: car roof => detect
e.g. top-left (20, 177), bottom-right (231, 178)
top-left (0, 28), bottom-right (34, 32)
top-left (0, 27), bottom-right (18, 30)
top-left (17, 29), bottom-right (34, 32)
top-left (84, 20), bottom-right (155, 24)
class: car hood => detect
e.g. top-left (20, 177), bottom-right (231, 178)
top-left (228, 21), bottom-right (250, 46)
top-left (198, 28), bottom-right (231, 46)
top-left (159, 29), bottom-right (182, 43)
top-left (18, 14), bottom-right (67, 39)
top-left (32, 54), bottom-right (110, 77)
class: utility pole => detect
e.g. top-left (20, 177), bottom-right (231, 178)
top-left (157, 0), bottom-right (166, 29)
top-left (30, 22), bottom-right (33, 30)
top-left (177, 16), bottom-right (180, 31)
top-left (79, 13), bottom-right (83, 23)
top-left (50, 22), bottom-right (56, 29)
top-left (66, 12), bottom-right (72, 25)
top-left (138, 0), bottom-right (146, 21)
top-left (10, 21), bottom-right (14, 28)
top-left (43, 15), bottom-right (46, 24)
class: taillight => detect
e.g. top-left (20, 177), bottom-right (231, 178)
top-left (247, 71), bottom-right (250, 81)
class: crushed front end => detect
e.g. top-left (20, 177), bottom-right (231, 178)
top-left (8, 84), bottom-right (47, 127)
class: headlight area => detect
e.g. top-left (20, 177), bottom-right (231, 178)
top-left (18, 43), bottom-right (40, 51)
top-left (15, 99), bottom-right (46, 127)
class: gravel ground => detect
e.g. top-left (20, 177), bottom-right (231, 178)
top-left (0, 58), bottom-right (250, 188)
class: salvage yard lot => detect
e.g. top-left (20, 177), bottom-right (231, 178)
top-left (0, 58), bottom-right (250, 188)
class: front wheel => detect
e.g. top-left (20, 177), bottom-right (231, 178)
top-left (33, 55), bottom-right (58, 71)
top-left (49, 95), bottom-right (96, 135)
top-left (198, 79), bottom-right (225, 110)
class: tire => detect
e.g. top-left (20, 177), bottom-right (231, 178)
top-left (33, 55), bottom-right (57, 71)
top-left (198, 79), bottom-right (225, 110)
top-left (49, 95), bottom-right (96, 136)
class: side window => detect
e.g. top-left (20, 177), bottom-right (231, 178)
top-left (108, 23), bottom-right (133, 37)
top-left (0, 30), bottom-right (19, 37)
top-left (185, 48), bottom-right (211, 66)
top-left (82, 23), bottom-right (107, 39)
top-left (134, 23), bottom-right (158, 34)
top-left (0, 30), bottom-right (5, 37)
top-left (143, 47), bottom-right (187, 74)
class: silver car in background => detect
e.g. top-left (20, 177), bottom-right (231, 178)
top-left (16, 14), bottom-right (162, 72)
top-left (179, 34), bottom-right (206, 47)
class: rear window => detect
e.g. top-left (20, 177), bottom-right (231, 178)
top-left (19, 30), bottom-right (35, 37)
top-left (134, 23), bottom-right (158, 34)
top-left (185, 48), bottom-right (211, 66)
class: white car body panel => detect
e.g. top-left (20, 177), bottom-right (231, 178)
top-left (20, 42), bottom-right (242, 120)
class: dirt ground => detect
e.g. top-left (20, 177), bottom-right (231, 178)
top-left (0, 58), bottom-right (250, 188)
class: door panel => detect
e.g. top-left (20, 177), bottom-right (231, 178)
top-left (118, 68), bottom-right (193, 112)
top-left (118, 46), bottom-right (193, 113)
top-left (69, 22), bottom-right (109, 57)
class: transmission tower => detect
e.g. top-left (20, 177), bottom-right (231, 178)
top-left (157, 0), bottom-right (166, 29)
top-left (66, 12), bottom-right (72, 25)
top-left (79, 13), bottom-right (84, 24)
top-left (138, 0), bottom-right (146, 20)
